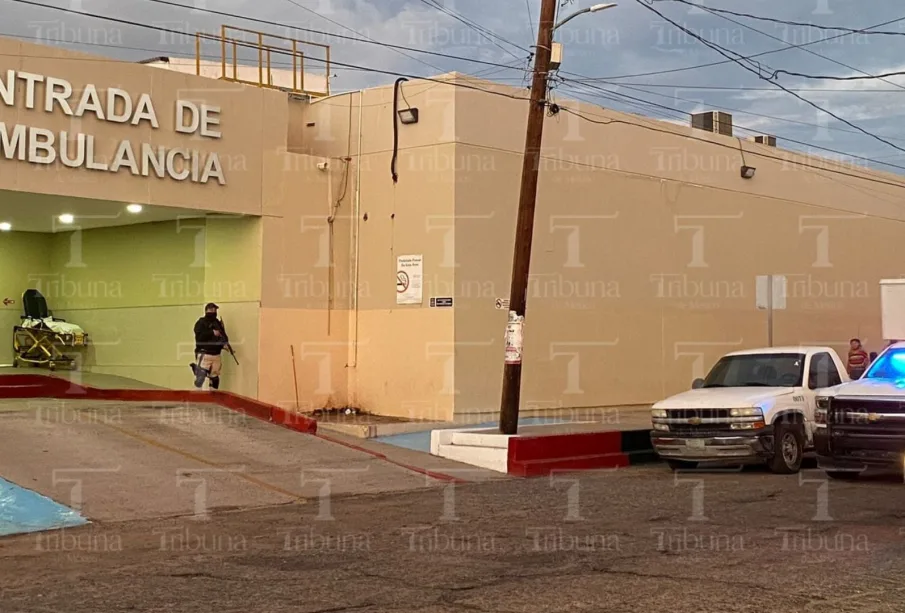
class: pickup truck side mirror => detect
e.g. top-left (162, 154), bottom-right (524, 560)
top-left (691, 378), bottom-right (705, 390)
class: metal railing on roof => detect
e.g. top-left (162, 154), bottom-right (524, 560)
top-left (194, 25), bottom-right (330, 97)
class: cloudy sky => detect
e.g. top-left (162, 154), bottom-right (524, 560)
top-left (5, 0), bottom-right (905, 174)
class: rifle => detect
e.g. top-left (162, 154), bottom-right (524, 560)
top-left (219, 318), bottom-right (239, 365)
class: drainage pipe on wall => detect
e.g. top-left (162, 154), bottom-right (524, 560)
top-left (350, 89), bottom-right (364, 368)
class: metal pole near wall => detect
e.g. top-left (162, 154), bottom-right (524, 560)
top-left (498, 0), bottom-right (557, 435)
top-left (767, 274), bottom-right (774, 348)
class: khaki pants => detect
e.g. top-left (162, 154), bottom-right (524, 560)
top-left (198, 353), bottom-right (222, 377)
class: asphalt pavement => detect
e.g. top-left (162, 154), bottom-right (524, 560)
top-left (3, 461), bottom-right (905, 613)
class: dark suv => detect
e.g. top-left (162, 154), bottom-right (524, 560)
top-left (815, 344), bottom-right (905, 479)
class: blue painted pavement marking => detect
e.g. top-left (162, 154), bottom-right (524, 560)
top-left (375, 417), bottom-right (570, 453)
top-left (0, 476), bottom-right (88, 536)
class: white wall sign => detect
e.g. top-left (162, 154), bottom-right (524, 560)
top-left (756, 275), bottom-right (787, 310)
top-left (0, 69), bottom-right (226, 185)
top-left (396, 254), bottom-right (423, 305)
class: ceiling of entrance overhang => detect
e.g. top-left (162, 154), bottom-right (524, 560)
top-left (0, 190), bottom-right (222, 233)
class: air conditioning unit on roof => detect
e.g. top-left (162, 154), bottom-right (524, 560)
top-left (691, 111), bottom-right (733, 137)
top-left (749, 135), bottom-right (777, 147)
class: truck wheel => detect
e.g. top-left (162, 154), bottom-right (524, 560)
top-left (666, 460), bottom-right (698, 471)
top-left (769, 423), bottom-right (804, 474)
top-left (826, 471), bottom-right (860, 481)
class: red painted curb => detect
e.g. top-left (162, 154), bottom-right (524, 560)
top-left (0, 374), bottom-right (318, 435)
top-left (507, 430), bottom-right (631, 477)
top-left (0, 374), bottom-right (464, 482)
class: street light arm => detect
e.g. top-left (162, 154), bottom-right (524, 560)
top-left (554, 3), bottom-right (617, 30)
top-left (554, 7), bottom-right (590, 30)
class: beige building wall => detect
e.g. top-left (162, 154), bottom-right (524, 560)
top-left (296, 74), bottom-right (905, 422)
top-left (293, 82), bottom-right (460, 420)
top-left (0, 37), bottom-right (290, 216)
top-left (4, 33), bottom-right (903, 422)
top-left (452, 77), bottom-right (904, 419)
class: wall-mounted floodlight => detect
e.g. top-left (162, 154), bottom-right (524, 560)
top-left (58, 214), bottom-right (74, 224)
top-left (126, 204), bottom-right (143, 213)
top-left (398, 108), bottom-right (419, 125)
top-left (740, 165), bottom-right (756, 179)
top-left (0, 222), bottom-right (10, 231)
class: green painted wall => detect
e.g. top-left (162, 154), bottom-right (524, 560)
top-left (0, 232), bottom-right (52, 365)
top-left (43, 217), bottom-right (262, 393)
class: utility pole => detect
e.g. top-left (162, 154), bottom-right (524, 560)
top-left (499, 0), bottom-right (557, 435)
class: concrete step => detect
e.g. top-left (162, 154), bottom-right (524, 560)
top-left (449, 431), bottom-right (511, 448)
top-left (436, 443), bottom-right (508, 473)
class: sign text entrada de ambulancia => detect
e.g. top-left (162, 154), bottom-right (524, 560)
top-left (0, 69), bottom-right (226, 185)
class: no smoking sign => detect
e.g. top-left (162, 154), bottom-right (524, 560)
top-left (396, 271), bottom-right (409, 293)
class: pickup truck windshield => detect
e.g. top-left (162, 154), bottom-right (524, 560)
top-left (702, 353), bottom-right (805, 388)
top-left (863, 348), bottom-right (905, 379)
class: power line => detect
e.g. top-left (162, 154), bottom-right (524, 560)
top-left (633, 0), bottom-right (905, 156)
top-left (672, 5), bottom-right (905, 37)
top-left (8, 0), bottom-right (905, 193)
top-left (6, 0), bottom-right (533, 101)
top-left (657, 0), bottom-right (905, 91)
top-left (525, 0), bottom-right (536, 44)
top-left (568, 14), bottom-right (905, 81)
top-left (562, 77), bottom-right (905, 146)
top-left (414, 0), bottom-right (530, 60)
top-left (280, 0), bottom-right (444, 74)
top-left (558, 92), bottom-right (905, 207)
top-left (554, 103), bottom-right (905, 191)
top-left (771, 67), bottom-right (905, 83)
top-left (127, 0), bottom-right (528, 72)
top-left (572, 82), bottom-right (905, 93)
top-left (558, 79), bottom-right (905, 173)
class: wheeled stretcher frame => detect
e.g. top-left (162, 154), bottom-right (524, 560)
top-left (12, 324), bottom-right (82, 371)
top-left (11, 289), bottom-right (87, 371)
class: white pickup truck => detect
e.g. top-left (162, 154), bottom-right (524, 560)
top-left (651, 346), bottom-right (850, 474)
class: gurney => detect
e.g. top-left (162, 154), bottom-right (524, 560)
top-left (12, 289), bottom-right (88, 371)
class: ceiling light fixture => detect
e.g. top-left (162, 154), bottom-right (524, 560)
top-left (58, 214), bottom-right (74, 224)
top-left (0, 222), bottom-right (10, 231)
top-left (126, 204), bottom-right (143, 213)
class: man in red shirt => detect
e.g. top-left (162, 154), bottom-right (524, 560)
top-left (847, 338), bottom-right (869, 379)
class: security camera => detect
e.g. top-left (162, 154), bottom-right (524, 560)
top-left (316, 161), bottom-right (329, 171)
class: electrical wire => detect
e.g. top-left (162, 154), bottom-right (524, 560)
top-left (656, 0), bottom-right (905, 91)
top-left (553, 103), bottom-right (905, 190)
top-left (560, 90), bottom-right (905, 206)
top-left (280, 0), bottom-right (445, 74)
top-left (558, 79), bottom-right (905, 173)
top-left (670, 5), bottom-right (905, 37)
top-left (126, 0), bottom-right (529, 72)
top-left (8, 0), bottom-right (905, 193)
top-left (5, 0), bottom-right (534, 102)
top-left (560, 76), bottom-right (905, 147)
top-left (414, 0), bottom-right (530, 60)
top-left (633, 0), bottom-right (905, 156)
top-left (568, 14), bottom-right (905, 81)
top-left (574, 83), bottom-right (905, 93)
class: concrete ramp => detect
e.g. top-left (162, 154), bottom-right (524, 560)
top-left (0, 398), bottom-right (449, 528)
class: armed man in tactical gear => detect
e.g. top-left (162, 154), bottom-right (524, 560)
top-left (190, 303), bottom-right (229, 390)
